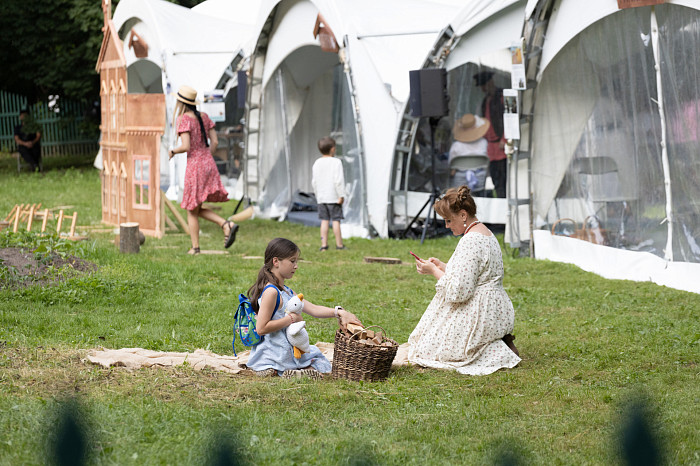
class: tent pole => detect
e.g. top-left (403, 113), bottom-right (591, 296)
top-left (278, 70), bottom-right (293, 221)
top-left (341, 37), bottom-right (370, 234)
top-left (650, 7), bottom-right (674, 261)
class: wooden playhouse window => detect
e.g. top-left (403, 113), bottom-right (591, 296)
top-left (110, 80), bottom-right (117, 131)
top-left (132, 156), bottom-right (151, 209)
top-left (101, 164), bottom-right (110, 212)
top-left (111, 161), bottom-right (118, 215)
top-left (118, 79), bottom-right (126, 130)
top-left (119, 162), bottom-right (127, 214)
top-left (101, 80), bottom-right (108, 133)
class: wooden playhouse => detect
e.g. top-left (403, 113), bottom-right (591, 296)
top-left (95, 0), bottom-right (166, 238)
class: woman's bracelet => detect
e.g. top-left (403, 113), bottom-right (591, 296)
top-left (334, 306), bottom-right (343, 318)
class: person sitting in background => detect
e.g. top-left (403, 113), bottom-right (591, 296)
top-left (14, 109), bottom-right (42, 172)
top-left (448, 114), bottom-right (490, 196)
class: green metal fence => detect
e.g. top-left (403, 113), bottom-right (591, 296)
top-left (0, 90), bottom-right (99, 157)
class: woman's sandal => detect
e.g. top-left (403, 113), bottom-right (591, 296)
top-left (319, 246), bottom-right (329, 251)
top-left (187, 247), bottom-right (201, 255)
top-left (223, 220), bottom-right (239, 249)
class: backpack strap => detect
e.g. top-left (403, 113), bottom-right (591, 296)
top-left (233, 293), bottom-right (251, 356)
top-left (262, 284), bottom-right (281, 313)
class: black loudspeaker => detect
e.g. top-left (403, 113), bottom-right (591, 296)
top-left (237, 70), bottom-right (247, 109)
top-left (409, 68), bottom-right (449, 118)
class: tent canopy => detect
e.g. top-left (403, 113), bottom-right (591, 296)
top-left (527, 0), bottom-right (700, 293)
top-left (246, 0), bottom-right (463, 237)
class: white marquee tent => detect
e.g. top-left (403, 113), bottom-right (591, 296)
top-left (240, 0), bottom-right (464, 237)
top-left (523, 0), bottom-right (700, 294)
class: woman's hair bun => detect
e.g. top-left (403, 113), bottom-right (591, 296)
top-left (458, 185), bottom-right (471, 203)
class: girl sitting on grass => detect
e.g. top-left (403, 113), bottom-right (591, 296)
top-left (246, 237), bottom-right (362, 379)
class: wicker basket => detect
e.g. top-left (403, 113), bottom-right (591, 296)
top-left (331, 325), bottom-right (399, 382)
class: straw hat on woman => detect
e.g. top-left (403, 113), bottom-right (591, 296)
top-left (170, 85), bottom-right (238, 255)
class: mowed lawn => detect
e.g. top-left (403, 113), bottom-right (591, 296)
top-left (0, 166), bottom-right (698, 465)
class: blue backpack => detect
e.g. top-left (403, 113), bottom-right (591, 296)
top-left (232, 287), bottom-right (280, 355)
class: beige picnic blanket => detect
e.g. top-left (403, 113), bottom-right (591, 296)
top-left (85, 342), bottom-right (410, 375)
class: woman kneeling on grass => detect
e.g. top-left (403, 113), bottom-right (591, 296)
top-left (246, 238), bottom-right (362, 379)
top-left (408, 185), bottom-right (521, 375)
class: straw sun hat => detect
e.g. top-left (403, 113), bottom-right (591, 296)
top-left (452, 114), bottom-right (490, 143)
top-left (175, 85), bottom-right (200, 105)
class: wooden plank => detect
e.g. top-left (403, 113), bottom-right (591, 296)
top-left (41, 209), bottom-right (49, 233)
top-left (12, 207), bottom-right (20, 232)
top-left (56, 210), bottom-right (65, 233)
top-left (17, 204), bottom-right (29, 222)
top-left (363, 256), bottom-right (402, 265)
top-left (164, 212), bottom-right (178, 231)
top-left (69, 212), bottom-right (78, 237)
top-left (163, 197), bottom-right (190, 235)
top-left (4, 205), bottom-right (18, 222)
top-left (21, 204), bottom-right (37, 222)
top-left (26, 205), bottom-right (35, 232)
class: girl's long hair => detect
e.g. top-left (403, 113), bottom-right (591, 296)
top-left (173, 100), bottom-right (209, 147)
top-left (247, 238), bottom-right (300, 312)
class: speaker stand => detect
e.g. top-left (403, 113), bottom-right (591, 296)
top-left (402, 116), bottom-right (443, 244)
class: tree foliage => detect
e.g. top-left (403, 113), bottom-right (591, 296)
top-left (0, 0), bottom-right (205, 104)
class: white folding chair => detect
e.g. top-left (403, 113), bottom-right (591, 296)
top-left (449, 154), bottom-right (490, 192)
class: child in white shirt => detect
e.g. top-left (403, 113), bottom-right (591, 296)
top-left (311, 137), bottom-right (347, 251)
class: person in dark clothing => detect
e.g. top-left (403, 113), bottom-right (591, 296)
top-left (14, 109), bottom-right (42, 172)
top-left (473, 71), bottom-right (506, 198)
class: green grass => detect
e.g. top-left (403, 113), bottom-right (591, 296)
top-left (0, 150), bottom-right (97, 173)
top-left (0, 167), bottom-right (698, 465)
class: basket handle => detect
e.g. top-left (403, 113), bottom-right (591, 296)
top-left (582, 215), bottom-right (603, 231)
top-left (348, 325), bottom-right (390, 342)
top-left (551, 218), bottom-right (577, 236)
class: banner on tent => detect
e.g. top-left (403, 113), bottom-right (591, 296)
top-left (202, 90), bottom-right (226, 123)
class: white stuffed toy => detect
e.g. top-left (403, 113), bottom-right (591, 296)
top-left (285, 293), bottom-right (310, 358)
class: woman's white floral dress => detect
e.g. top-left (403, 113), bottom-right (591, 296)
top-left (408, 232), bottom-right (521, 375)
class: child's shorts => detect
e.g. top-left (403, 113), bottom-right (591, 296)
top-left (318, 203), bottom-right (344, 221)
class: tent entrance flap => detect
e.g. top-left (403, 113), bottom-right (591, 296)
top-left (257, 61), bottom-right (365, 232)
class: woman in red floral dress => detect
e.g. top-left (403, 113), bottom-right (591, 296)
top-left (169, 85), bottom-right (238, 255)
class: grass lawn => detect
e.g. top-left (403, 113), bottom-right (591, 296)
top-left (0, 167), bottom-right (698, 465)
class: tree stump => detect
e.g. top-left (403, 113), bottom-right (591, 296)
top-left (119, 222), bottom-right (140, 253)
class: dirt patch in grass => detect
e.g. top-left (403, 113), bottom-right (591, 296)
top-left (0, 247), bottom-right (97, 287)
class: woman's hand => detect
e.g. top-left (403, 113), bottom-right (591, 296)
top-left (288, 313), bottom-right (304, 325)
top-left (416, 257), bottom-right (445, 280)
top-left (429, 257), bottom-right (446, 272)
top-left (168, 149), bottom-right (175, 160)
top-left (336, 307), bottom-right (361, 330)
top-left (415, 258), bottom-right (437, 275)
